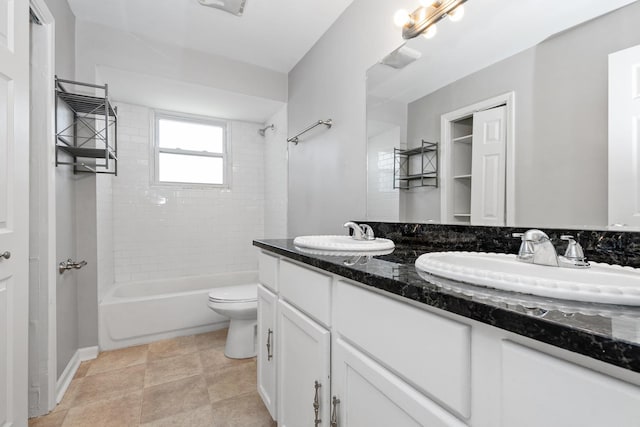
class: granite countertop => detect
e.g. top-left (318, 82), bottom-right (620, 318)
top-left (253, 238), bottom-right (640, 373)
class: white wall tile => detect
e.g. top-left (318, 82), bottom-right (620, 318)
top-left (110, 102), bottom-right (265, 283)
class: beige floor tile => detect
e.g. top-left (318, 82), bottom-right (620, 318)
top-left (52, 379), bottom-right (81, 413)
top-left (73, 361), bottom-right (92, 379)
top-left (206, 361), bottom-right (257, 404)
top-left (148, 335), bottom-right (198, 361)
top-left (194, 329), bottom-right (228, 351)
top-left (199, 346), bottom-right (254, 371)
top-left (140, 375), bottom-right (210, 423)
top-left (140, 404), bottom-right (214, 427)
top-left (73, 364), bottom-right (145, 407)
top-left (144, 352), bottom-right (203, 388)
top-left (29, 410), bottom-right (67, 427)
top-left (211, 392), bottom-right (276, 427)
top-left (86, 345), bottom-right (148, 376)
top-left (62, 392), bottom-right (142, 427)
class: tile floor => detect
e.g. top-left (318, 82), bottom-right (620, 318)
top-left (29, 329), bottom-right (276, 427)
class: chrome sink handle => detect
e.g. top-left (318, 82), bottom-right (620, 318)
top-left (512, 232), bottom-right (534, 260)
top-left (359, 224), bottom-right (375, 240)
top-left (559, 235), bottom-right (590, 268)
top-left (343, 222), bottom-right (364, 240)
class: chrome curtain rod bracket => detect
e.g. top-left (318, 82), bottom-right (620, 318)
top-left (287, 119), bottom-right (332, 145)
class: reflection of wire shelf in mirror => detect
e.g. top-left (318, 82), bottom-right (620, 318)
top-left (55, 76), bottom-right (118, 175)
top-left (393, 140), bottom-right (438, 190)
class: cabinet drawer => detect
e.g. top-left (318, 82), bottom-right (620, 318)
top-left (502, 341), bottom-right (640, 427)
top-left (258, 251), bottom-right (279, 292)
top-left (334, 281), bottom-right (471, 418)
top-left (279, 260), bottom-right (331, 327)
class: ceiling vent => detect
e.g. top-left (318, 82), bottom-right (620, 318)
top-left (381, 46), bottom-right (422, 69)
top-left (198, 0), bottom-right (247, 16)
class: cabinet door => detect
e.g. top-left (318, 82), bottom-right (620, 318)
top-left (331, 338), bottom-right (466, 427)
top-left (278, 300), bottom-right (331, 427)
top-left (501, 341), bottom-right (640, 427)
top-left (257, 284), bottom-right (277, 420)
top-left (471, 105), bottom-right (506, 226)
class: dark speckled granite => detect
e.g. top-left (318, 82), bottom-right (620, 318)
top-left (254, 227), bottom-right (640, 373)
top-left (365, 222), bottom-right (640, 268)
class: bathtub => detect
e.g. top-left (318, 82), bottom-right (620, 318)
top-left (99, 271), bottom-right (258, 350)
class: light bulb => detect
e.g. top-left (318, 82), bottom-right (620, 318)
top-left (393, 9), bottom-right (411, 28)
top-left (448, 5), bottom-right (465, 22)
top-left (418, 0), bottom-right (439, 7)
top-left (422, 24), bottom-right (437, 39)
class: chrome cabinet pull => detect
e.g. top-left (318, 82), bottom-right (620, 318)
top-left (266, 328), bottom-right (273, 361)
top-left (330, 396), bottom-right (340, 427)
top-left (313, 381), bottom-right (322, 426)
top-left (0, 251), bottom-right (10, 260)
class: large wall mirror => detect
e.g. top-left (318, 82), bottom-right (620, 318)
top-left (366, 0), bottom-right (640, 229)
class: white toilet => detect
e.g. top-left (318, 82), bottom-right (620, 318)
top-left (207, 283), bottom-right (258, 359)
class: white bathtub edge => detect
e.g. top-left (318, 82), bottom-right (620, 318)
top-left (98, 321), bottom-right (230, 352)
top-left (56, 346), bottom-right (99, 404)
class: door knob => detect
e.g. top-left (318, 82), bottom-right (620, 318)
top-left (0, 251), bottom-right (10, 260)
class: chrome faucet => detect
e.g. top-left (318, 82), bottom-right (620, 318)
top-left (512, 229), bottom-right (589, 269)
top-left (343, 222), bottom-right (375, 241)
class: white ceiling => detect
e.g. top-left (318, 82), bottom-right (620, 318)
top-left (67, 0), bottom-right (354, 73)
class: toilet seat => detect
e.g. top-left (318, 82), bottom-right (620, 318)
top-left (208, 283), bottom-right (258, 303)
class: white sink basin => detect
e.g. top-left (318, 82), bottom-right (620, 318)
top-left (293, 235), bottom-right (395, 253)
top-left (415, 251), bottom-right (640, 306)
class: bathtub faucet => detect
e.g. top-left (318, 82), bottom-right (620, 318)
top-left (59, 259), bottom-right (88, 274)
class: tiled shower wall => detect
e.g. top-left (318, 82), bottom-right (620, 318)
top-left (110, 103), bottom-right (265, 283)
top-left (263, 105), bottom-right (288, 239)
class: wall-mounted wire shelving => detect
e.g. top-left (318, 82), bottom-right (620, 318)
top-left (55, 76), bottom-right (118, 175)
top-left (393, 140), bottom-right (438, 189)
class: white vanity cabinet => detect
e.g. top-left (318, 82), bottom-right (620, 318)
top-left (257, 284), bottom-right (277, 420)
top-left (277, 300), bottom-right (331, 426)
top-left (501, 341), bottom-right (640, 426)
top-left (332, 337), bottom-right (467, 427)
top-left (257, 249), bottom-right (640, 427)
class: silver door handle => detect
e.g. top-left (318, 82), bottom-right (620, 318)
top-left (313, 381), bottom-right (322, 426)
top-left (266, 328), bottom-right (273, 361)
top-left (0, 251), bottom-right (10, 260)
top-left (330, 396), bottom-right (340, 427)
top-left (59, 259), bottom-right (87, 274)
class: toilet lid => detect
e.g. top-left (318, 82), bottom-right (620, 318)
top-left (208, 283), bottom-right (258, 303)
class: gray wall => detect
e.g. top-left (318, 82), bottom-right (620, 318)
top-left (405, 2), bottom-right (640, 228)
top-left (43, 0), bottom-right (74, 79)
top-left (43, 0), bottom-right (79, 378)
top-left (287, 0), bottom-right (414, 236)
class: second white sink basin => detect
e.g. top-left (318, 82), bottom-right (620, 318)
top-left (415, 251), bottom-right (640, 305)
top-left (293, 235), bottom-right (395, 253)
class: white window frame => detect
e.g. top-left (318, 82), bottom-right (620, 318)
top-left (151, 110), bottom-right (231, 188)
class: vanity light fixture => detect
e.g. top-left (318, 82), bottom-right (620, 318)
top-left (395, 0), bottom-right (468, 40)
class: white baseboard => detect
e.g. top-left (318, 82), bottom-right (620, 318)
top-left (55, 346), bottom-right (99, 404)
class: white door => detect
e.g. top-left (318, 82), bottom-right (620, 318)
top-left (470, 106), bottom-right (507, 226)
top-left (257, 284), bottom-right (277, 420)
top-left (277, 300), bottom-right (330, 427)
top-left (609, 44), bottom-right (640, 227)
top-left (331, 338), bottom-right (466, 427)
top-left (0, 0), bottom-right (31, 425)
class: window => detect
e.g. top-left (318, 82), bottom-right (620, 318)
top-left (153, 112), bottom-right (228, 186)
